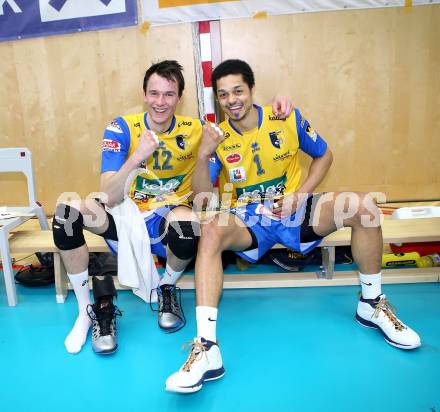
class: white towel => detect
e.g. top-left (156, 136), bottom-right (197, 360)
top-left (108, 197), bottom-right (159, 303)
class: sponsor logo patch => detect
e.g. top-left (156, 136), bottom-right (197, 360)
top-left (222, 141), bottom-right (240, 151)
top-left (306, 125), bottom-right (318, 142)
top-left (236, 175), bottom-right (286, 203)
top-left (106, 120), bottom-right (123, 134)
top-left (225, 153), bottom-right (242, 164)
top-left (178, 120), bottom-right (192, 127)
top-left (176, 152), bottom-right (194, 161)
top-left (273, 151), bottom-right (292, 162)
top-left (268, 114), bottom-right (285, 121)
top-left (135, 175), bottom-right (185, 197)
top-left (255, 204), bottom-right (281, 221)
top-left (229, 167), bottom-right (246, 183)
top-left (102, 139), bottom-right (121, 152)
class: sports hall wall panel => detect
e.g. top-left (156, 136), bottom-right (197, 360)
top-left (1, 5), bottom-right (439, 214)
top-left (220, 5), bottom-right (440, 201)
top-left (0, 24), bottom-right (198, 213)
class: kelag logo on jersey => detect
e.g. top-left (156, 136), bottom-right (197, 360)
top-left (268, 130), bottom-right (284, 149)
top-left (175, 134), bottom-right (188, 150)
top-left (236, 174), bottom-right (286, 203)
top-left (135, 174), bottom-right (185, 197)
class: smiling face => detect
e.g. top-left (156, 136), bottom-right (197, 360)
top-left (216, 74), bottom-right (254, 123)
top-left (143, 73), bottom-right (181, 132)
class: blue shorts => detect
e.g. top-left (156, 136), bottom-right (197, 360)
top-left (105, 206), bottom-right (174, 259)
top-left (230, 197), bottom-right (323, 263)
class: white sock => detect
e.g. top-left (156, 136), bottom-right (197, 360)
top-left (159, 264), bottom-right (184, 286)
top-left (65, 270), bottom-right (92, 354)
top-left (359, 272), bottom-right (382, 299)
top-left (196, 306), bottom-right (218, 342)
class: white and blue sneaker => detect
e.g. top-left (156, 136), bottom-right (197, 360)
top-left (356, 294), bottom-right (421, 350)
top-left (165, 337), bottom-right (225, 393)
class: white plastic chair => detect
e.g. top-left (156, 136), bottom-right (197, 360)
top-left (0, 148), bottom-right (49, 306)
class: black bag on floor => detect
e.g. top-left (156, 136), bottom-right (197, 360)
top-left (14, 252), bottom-right (54, 287)
top-left (14, 252), bottom-right (119, 287)
top-left (15, 266), bottom-right (54, 287)
top-left (264, 246), bottom-right (353, 272)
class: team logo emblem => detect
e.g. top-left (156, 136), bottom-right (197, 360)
top-left (268, 130), bottom-right (284, 149)
top-left (226, 153), bottom-right (242, 164)
top-left (229, 167), bottom-right (246, 183)
top-left (175, 134), bottom-right (188, 150)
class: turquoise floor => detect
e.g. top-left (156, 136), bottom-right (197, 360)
top-left (1, 273), bottom-right (439, 412)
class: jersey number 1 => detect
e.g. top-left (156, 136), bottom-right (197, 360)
top-left (253, 154), bottom-right (265, 175)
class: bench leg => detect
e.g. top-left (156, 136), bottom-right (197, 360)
top-left (33, 203), bottom-right (49, 230)
top-left (0, 233), bottom-right (18, 306)
top-left (318, 246), bottom-right (335, 280)
top-left (54, 252), bottom-right (68, 303)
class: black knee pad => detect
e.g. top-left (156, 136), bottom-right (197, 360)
top-left (167, 221), bottom-right (200, 260)
top-left (92, 275), bottom-right (117, 300)
top-left (52, 204), bottom-right (86, 251)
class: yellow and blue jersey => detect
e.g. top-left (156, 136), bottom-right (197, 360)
top-left (101, 112), bottom-right (202, 212)
top-left (210, 105), bottom-right (327, 208)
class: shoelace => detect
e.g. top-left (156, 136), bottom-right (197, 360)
top-left (372, 296), bottom-right (405, 331)
top-left (161, 287), bottom-right (173, 313)
top-left (87, 303), bottom-right (122, 336)
top-left (150, 286), bottom-right (186, 323)
top-left (181, 340), bottom-right (207, 372)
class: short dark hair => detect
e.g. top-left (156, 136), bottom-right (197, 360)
top-left (143, 60), bottom-right (185, 97)
top-left (211, 59), bottom-right (255, 95)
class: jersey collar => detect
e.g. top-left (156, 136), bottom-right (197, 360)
top-left (227, 104), bottom-right (263, 136)
top-left (144, 112), bottom-right (176, 134)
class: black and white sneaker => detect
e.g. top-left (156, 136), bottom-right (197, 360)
top-left (87, 297), bottom-right (122, 355)
top-left (356, 294), bottom-right (421, 350)
top-left (151, 284), bottom-right (186, 333)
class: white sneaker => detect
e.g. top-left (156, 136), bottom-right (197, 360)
top-left (165, 337), bottom-right (225, 393)
top-left (356, 294), bottom-right (421, 350)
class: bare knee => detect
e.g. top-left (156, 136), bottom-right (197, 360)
top-left (345, 192), bottom-right (381, 228)
top-left (200, 221), bottom-right (227, 252)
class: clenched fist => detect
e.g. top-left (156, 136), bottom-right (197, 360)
top-left (199, 122), bottom-right (224, 158)
top-left (133, 129), bottom-right (160, 164)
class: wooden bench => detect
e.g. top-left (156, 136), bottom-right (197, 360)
top-left (8, 217), bottom-right (440, 303)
